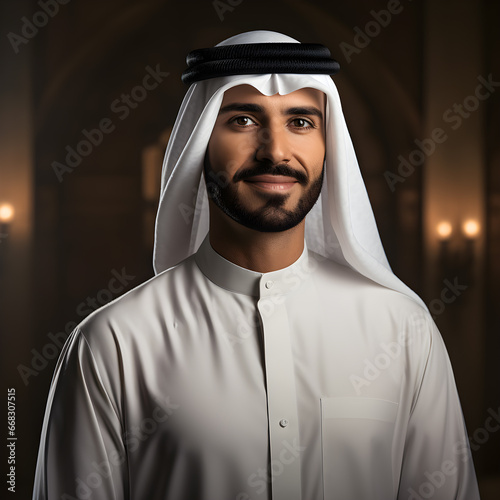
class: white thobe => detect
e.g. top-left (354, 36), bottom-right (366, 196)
top-left (33, 234), bottom-right (480, 500)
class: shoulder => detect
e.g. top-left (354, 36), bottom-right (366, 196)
top-left (311, 251), bottom-right (421, 306)
top-left (76, 254), bottom-right (197, 347)
top-left (309, 250), bottom-right (434, 342)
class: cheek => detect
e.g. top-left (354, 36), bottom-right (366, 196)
top-left (208, 131), bottom-right (253, 172)
top-left (296, 135), bottom-right (326, 169)
top-left (208, 133), bottom-right (231, 173)
top-left (312, 135), bottom-right (326, 167)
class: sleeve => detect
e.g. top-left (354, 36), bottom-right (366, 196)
top-left (397, 314), bottom-right (480, 500)
top-left (32, 328), bottom-right (128, 500)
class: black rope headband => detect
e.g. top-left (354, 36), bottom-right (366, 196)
top-left (181, 42), bottom-right (340, 85)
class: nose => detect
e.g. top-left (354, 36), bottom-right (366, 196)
top-left (254, 124), bottom-right (291, 164)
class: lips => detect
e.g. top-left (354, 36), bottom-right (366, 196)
top-left (244, 174), bottom-right (298, 192)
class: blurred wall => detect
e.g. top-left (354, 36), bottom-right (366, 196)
top-left (0, 1), bottom-right (34, 498)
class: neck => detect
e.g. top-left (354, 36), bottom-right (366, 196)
top-left (208, 201), bottom-right (305, 273)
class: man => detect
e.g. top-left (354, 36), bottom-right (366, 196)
top-left (33, 30), bottom-right (480, 500)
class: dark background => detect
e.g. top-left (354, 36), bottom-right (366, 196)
top-left (0, 0), bottom-right (499, 498)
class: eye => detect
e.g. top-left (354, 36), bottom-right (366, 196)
top-left (229, 115), bottom-right (256, 127)
top-left (290, 118), bottom-right (314, 129)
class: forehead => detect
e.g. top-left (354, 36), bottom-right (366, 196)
top-left (220, 84), bottom-right (326, 107)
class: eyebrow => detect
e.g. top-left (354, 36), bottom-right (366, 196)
top-left (218, 103), bottom-right (324, 119)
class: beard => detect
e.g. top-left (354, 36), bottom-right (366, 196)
top-left (203, 153), bottom-right (324, 233)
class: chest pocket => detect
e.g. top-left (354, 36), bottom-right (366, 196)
top-left (320, 397), bottom-right (398, 500)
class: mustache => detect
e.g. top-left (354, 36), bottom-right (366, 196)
top-left (233, 162), bottom-right (308, 185)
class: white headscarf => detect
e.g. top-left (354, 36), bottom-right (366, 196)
top-left (153, 30), bottom-right (426, 309)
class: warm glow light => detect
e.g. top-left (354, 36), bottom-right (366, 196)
top-left (436, 221), bottom-right (452, 240)
top-left (462, 219), bottom-right (480, 238)
top-left (0, 203), bottom-right (14, 223)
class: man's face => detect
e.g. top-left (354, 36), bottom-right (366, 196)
top-left (204, 84), bottom-right (326, 233)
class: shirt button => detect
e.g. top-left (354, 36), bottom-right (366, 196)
top-left (279, 418), bottom-right (289, 428)
top-left (265, 280), bottom-right (274, 289)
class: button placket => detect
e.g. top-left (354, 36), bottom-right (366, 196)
top-left (257, 275), bottom-right (302, 500)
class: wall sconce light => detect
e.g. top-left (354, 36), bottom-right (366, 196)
top-left (0, 203), bottom-right (15, 243)
top-left (436, 218), bottom-right (480, 285)
top-left (462, 219), bottom-right (480, 239)
top-left (436, 221), bottom-right (453, 240)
